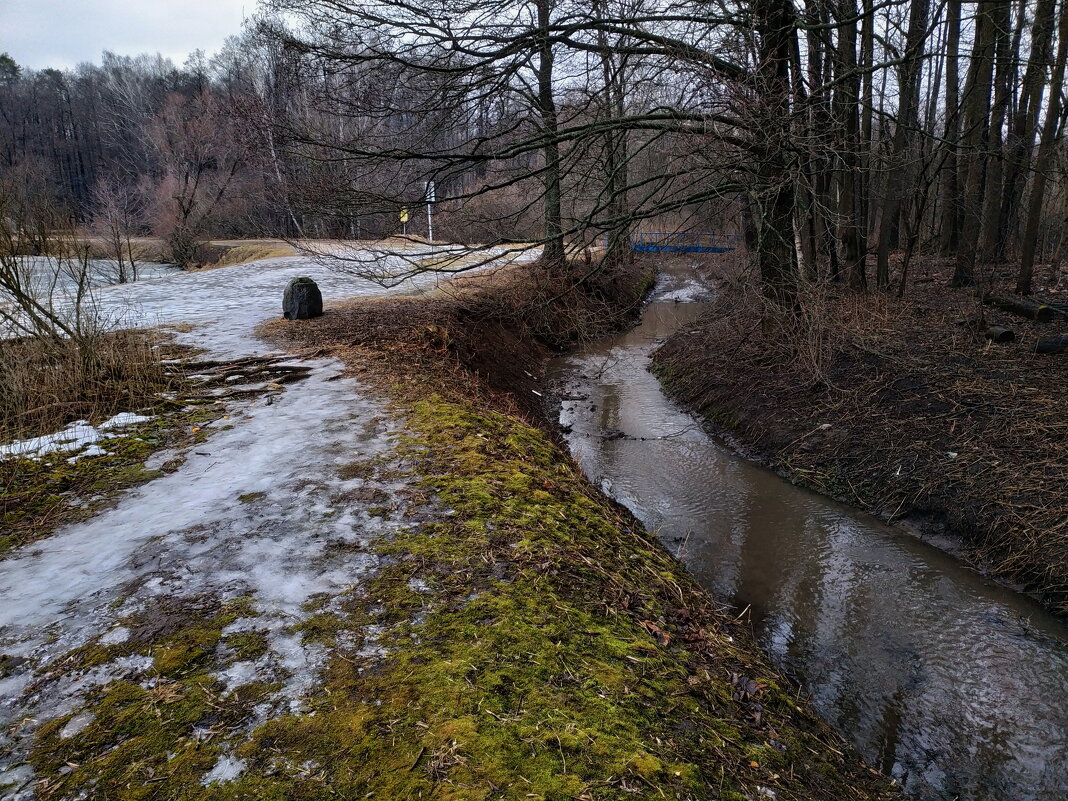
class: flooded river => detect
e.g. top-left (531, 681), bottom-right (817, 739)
top-left (551, 263), bottom-right (1068, 801)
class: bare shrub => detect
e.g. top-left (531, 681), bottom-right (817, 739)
top-left (0, 182), bottom-right (174, 443)
top-left (0, 330), bottom-right (173, 443)
top-left (709, 258), bottom-right (894, 386)
top-left (90, 177), bottom-right (145, 284)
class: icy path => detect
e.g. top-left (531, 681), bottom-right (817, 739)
top-left (94, 249), bottom-right (486, 357)
top-left (0, 248), bottom-right (527, 796)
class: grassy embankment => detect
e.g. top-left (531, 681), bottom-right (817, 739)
top-left (652, 257), bottom-right (1068, 615)
top-left (224, 260), bottom-right (894, 800)
top-left (18, 259), bottom-right (898, 800)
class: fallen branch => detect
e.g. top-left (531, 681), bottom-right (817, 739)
top-left (982, 294), bottom-right (1054, 322)
top-left (1035, 336), bottom-right (1068, 355)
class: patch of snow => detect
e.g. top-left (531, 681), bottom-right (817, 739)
top-left (98, 626), bottom-right (130, 645)
top-left (0, 763), bottom-right (33, 799)
top-left (1, 413), bottom-right (153, 460)
top-left (221, 618), bottom-right (261, 636)
top-left (99, 412), bottom-right (155, 430)
top-left (653, 269), bottom-right (713, 304)
top-left (67, 444), bottom-right (109, 463)
top-left (0, 420), bottom-right (99, 459)
top-left (59, 712), bottom-right (95, 739)
top-left (354, 624), bottom-right (388, 660)
top-left (215, 661), bottom-right (262, 696)
top-left (201, 754), bottom-right (246, 785)
top-left (407, 577), bottom-right (431, 593)
top-left (143, 448), bottom-right (179, 471)
top-left (657, 286), bottom-right (710, 303)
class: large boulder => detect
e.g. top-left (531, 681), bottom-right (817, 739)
top-left (282, 276), bottom-right (323, 320)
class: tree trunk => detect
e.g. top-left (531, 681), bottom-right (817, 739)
top-left (1016, 0), bottom-right (1068, 294)
top-left (806, 0), bottom-right (838, 281)
top-left (754, 0), bottom-right (799, 305)
top-left (938, 0), bottom-right (962, 256)
top-left (952, 0), bottom-right (996, 287)
top-left (978, 0), bottom-right (1013, 263)
top-left (536, 0), bottom-right (565, 264)
top-left (860, 0), bottom-right (875, 235)
top-left (594, 0), bottom-right (631, 267)
top-left (835, 0), bottom-right (867, 289)
top-left (999, 0), bottom-right (1056, 262)
top-left (875, 0), bottom-right (929, 288)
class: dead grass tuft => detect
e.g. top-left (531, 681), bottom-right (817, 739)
top-left (0, 329), bottom-right (177, 444)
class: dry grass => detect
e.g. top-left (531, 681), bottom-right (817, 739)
top-left (201, 242), bottom-right (297, 269)
top-left (0, 329), bottom-right (178, 444)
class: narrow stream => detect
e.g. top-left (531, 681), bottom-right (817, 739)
top-left (551, 263), bottom-right (1068, 801)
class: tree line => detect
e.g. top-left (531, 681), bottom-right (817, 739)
top-left (1, 0), bottom-right (1066, 298)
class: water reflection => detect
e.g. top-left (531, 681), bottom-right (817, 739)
top-left (553, 265), bottom-right (1068, 801)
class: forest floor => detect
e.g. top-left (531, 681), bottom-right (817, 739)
top-left (0, 246), bottom-right (898, 801)
top-left (653, 255), bottom-right (1068, 616)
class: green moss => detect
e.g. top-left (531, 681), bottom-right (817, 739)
top-left (0, 402), bottom-right (223, 555)
top-left (29, 598), bottom-right (264, 800)
top-left (289, 612), bottom-right (348, 646)
top-left (224, 629), bottom-right (270, 661)
top-left (237, 491), bottom-right (267, 504)
top-left (27, 393), bottom-right (894, 801)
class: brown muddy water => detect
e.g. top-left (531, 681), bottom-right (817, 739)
top-left (550, 263), bottom-right (1068, 801)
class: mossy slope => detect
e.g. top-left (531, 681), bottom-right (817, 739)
top-left (27, 397), bottom-right (897, 800)
top-left (23, 262), bottom-right (899, 799)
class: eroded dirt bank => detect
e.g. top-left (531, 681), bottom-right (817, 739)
top-left (258, 261), bottom-right (900, 800)
top-left (651, 260), bottom-right (1068, 615)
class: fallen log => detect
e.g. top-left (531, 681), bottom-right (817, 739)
top-left (1035, 336), bottom-right (1068, 355)
top-left (982, 294), bottom-right (1054, 322)
top-left (1031, 298), bottom-right (1068, 320)
top-left (984, 326), bottom-right (1016, 343)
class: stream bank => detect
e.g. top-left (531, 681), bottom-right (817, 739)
top-left (261, 259), bottom-right (899, 800)
top-left (651, 259), bottom-right (1068, 616)
top-left (552, 260), bottom-right (1068, 801)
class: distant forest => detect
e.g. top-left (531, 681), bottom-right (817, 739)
top-left (1, 0), bottom-right (1066, 299)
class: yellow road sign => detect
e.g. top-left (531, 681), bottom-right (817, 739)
top-left (399, 207), bottom-right (410, 223)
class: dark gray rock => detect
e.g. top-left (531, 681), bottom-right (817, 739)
top-left (283, 276), bottom-right (323, 320)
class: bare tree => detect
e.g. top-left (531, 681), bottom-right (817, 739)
top-left (146, 91), bottom-right (248, 267)
top-left (90, 177), bottom-right (144, 283)
top-left (1017, 0), bottom-right (1068, 293)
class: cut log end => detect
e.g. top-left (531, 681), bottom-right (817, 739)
top-left (984, 326), bottom-right (1016, 344)
top-left (1035, 336), bottom-right (1068, 355)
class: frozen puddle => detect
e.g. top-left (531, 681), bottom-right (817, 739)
top-left (0, 247), bottom-right (516, 796)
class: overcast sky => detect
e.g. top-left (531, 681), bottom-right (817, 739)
top-left (0, 0), bottom-right (252, 71)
